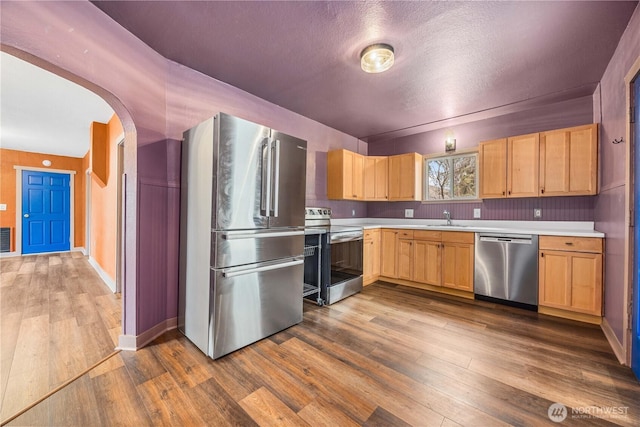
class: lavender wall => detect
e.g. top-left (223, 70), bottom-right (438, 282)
top-left (365, 95), bottom-right (596, 221)
top-left (137, 140), bottom-right (181, 331)
top-left (367, 197), bottom-right (595, 222)
top-left (595, 4), bottom-right (640, 343)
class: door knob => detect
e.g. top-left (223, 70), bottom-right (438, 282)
top-left (23, 214), bottom-right (29, 218)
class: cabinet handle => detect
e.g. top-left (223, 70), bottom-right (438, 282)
top-left (502, 191), bottom-right (505, 196)
top-left (541, 252), bottom-right (544, 258)
top-left (508, 190), bottom-right (511, 195)
top-left (541, 188), bottom-right (545, 194)
top-left (565, 242), bottom-right (574, 246)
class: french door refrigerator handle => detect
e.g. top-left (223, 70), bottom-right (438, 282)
top-left (260, 139), bottom-right (272, 216)
top-left (220, 257), bottom-right (304, 278)
top-left (270, 139), bottom-right (281, 217)
top-left (221, 229), bottom-right (304, 240)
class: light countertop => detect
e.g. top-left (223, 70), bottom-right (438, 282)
top-left (331, 218), bottom-right (605, 238)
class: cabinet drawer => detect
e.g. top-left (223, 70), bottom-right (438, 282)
top-left (539, 236), bottom-right (602, 253)
top-left (414, 230), bottom-right (442, 241)
top-left (441, 231), bottom-right (474, 244)
top-left (398, 230), bottom-right (414, 239)
top-left (364, 229), bottom-right (380, 240)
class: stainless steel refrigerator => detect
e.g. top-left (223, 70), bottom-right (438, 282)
top-left (178, 113), bottom-right (307, 359)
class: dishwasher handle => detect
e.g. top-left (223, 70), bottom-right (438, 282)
top-left (479, 235), bottom-right (533, 244)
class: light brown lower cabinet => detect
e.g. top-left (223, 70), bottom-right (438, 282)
top-left (376, 229), bottom-right (474, 297)
top-left (538, 236), bottom-right (603, 321)
top-left (441, 239), bottom-right (475, 292)
top-left (363, 229), bottom-right (380, 285)
top-left (380, 229), bottom-right (399, 278)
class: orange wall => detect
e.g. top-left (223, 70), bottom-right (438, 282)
top-left (89, 114), bottom-right (122, 281)
top-left (0, 149), bottom-right (86, 251)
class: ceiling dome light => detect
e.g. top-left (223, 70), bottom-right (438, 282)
top-left (360, 43), bottom-right (395, 73)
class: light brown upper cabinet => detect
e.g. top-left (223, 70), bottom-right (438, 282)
top-left (364, 156), bottom-right (389, 200)
top-left (507, 133), bottom-right (539, 198)
top-left (388, 153), bottom-right (423, 201)
top-left (479, 133), bottom-right (539, 198)
top-left (327, 149), bottom-right (364, 200)
top-left (539, 124), bottom-right (598, 196)
top-left (478, 138), bottom-right (507, 198)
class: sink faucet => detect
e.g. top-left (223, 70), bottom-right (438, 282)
top-left (443, 210), bottom-right (452, 225)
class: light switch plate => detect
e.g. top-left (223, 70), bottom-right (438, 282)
top-left (534, 208), bottom-right (542, 219)
top-left (0, 204), bottom-right (6, 211)
top-left (405, 209), bottom-right (414, 218)
top-left (473, 208), bottom-right (481, 219)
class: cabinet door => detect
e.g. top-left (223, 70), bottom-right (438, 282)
top-left (442, 243), bottom-right (474, 291)
top-left (507, 133), bottom-right (539, 198)
top-left (539, 130), bottom-right (570, 196)
top-left (364, 157), bottom-right (389, 201)
top-left (479, 138), bottom-right (507, 199)
top-left (371, 232), bottom-right (381, 277)
top-left (352, 152), bottom-right (364, 199)
top-left (327, 149), bottom-right (364, 200)
top-left (539, 124), bottom-right (598, 196)
top-left (364, 157), bottom-right (377, 200)
top-left (397, 239), bottom-right (413, 280)
top-left (380, 230), bottom-right (398, 278)
top-left (539, 250), bottom-right (571, 307)
top-left (375, 157), bottom-right (389, 200)
top-left (568, 124), bottom-right (597, 195)
top-left (413, 240), bottom-right (441, 286)
top-left (389, 153), bottom-right (422, 201)
top-left (363, 230), bottom-right (381, 285)
top-left (570, 252), bottom-right (602, 315)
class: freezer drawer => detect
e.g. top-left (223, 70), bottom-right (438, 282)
top-left (209, 257), bottom-right (304, 359)
top-left (211, 228), bottom-right (304, 268)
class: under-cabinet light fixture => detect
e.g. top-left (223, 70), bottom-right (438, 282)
top-left (360, 43), bottom-right (395, 73)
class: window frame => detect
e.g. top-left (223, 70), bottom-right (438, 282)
top-left (423, 150), bottom-right (479, 202)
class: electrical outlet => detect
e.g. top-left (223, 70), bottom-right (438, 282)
top-left (0, 204), bottom-right (6, 211)
top-left (534, 208), bottom-right (542, 219)
top-left (473, 208), bottom-right (481, 219)
top-left (405, 209), bottom-right (414, 218)
top-left (351, 209), bottom-right (356, 217)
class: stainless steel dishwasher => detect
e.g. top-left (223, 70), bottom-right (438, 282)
top-left (474, 233), bottom-right (539, 309)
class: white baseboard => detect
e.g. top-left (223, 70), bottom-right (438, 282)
top-left (88, 256), bottom-right (116, 293)
top-left (117, 317), bottom-right (178, 351)
top-left (0, 251), bottom-right (18, 258)
top-left (601, 317), bottom-right (627, 365)
top-left (72, 246), bottom-right (86, 255)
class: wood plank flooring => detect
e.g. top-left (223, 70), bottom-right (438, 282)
top-left (4, 278), bottom-right (639, 426)
top-left (0, 253), bottom-right (121, 421)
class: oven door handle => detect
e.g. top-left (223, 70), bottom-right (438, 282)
top-left (330, 234), bottom-right (363, 244)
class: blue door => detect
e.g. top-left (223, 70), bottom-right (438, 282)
top-left (633, 75), bottom-right (640, 380)
top-left (22, 170), bottom-right (71, 254)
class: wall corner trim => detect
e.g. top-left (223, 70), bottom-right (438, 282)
top-left (88, 256), bottom-right (116, 293)
top-left (116, 317), bottom-right (178, 351)
top-left (601, 317), bottom-right (626, 365)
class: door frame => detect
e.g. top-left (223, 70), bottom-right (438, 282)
top-left (14, 166), bottom-right (76, 255)
top-left (624, 55), bottom-right (640, 366)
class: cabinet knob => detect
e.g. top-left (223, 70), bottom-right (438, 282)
top-left (508, 190), bottom-right (511, 195)
top-left (502, 191), bottom-right (505, 196)
top-left (565, 242), bottom-right (574, 246)
top-left (541, 252), bottom-right (544, 258)
top-left (541, 188), bottom-right (545, 194)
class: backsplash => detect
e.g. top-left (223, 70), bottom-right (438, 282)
top-left (365, 196), bottom-right (595, 222)
top-left (305, 198), bottom-right (367, 218)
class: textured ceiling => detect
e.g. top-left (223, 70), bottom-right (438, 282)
top-left (92, 1), bottom-right (637, 142)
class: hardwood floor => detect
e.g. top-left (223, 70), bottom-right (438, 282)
top-left (0, 252), bottom-right (121, 422)
top-left (3, 280), bottom-right (638, 426)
